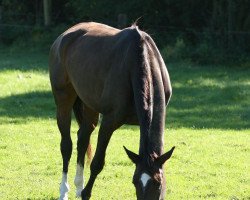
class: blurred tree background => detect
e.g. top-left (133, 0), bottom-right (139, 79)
top-left (0, 0), bottom-right (249, 64)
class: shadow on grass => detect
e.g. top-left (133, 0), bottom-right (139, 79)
top-left (166, 63), bottom-right (250, 130)
top-left (0, 91), bottom-right (55, 123)
top-left (0, 50), bottom-right (48, 72)
top-left (0, 55), bottom-right (249, 129)
top-left (0, 84), bottom-right (249, 129)
top-left (167, 84), bottom-right (249, 129)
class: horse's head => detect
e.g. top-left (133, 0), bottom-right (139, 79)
top-left (124, 146), bottom-right (175, 200)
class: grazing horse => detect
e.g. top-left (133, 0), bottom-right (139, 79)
top-left (49, 22), bottom-right (175, 200)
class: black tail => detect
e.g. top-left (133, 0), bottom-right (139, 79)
top-left (73, 97), bottom-right (92, 164)
top-left (73, 97), bottom-right (84, 125)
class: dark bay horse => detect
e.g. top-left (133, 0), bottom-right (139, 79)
top-left (49, 22), bottom-right (175, 200)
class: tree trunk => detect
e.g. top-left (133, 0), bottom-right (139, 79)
top-left (227, 0), bottom-right (233, 49)
top-left (43, 0), bottom-right (51, 26)
top-left (0, 6), bottom-right (2, 42)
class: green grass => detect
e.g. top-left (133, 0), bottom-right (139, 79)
top-left (0, 48), bottom-right (249, 199)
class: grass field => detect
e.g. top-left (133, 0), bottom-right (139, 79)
top-left (0, 48), bottom-right (249, 200)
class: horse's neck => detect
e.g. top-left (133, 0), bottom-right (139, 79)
top-left (147, 62), bottom-right (166, 156)
top-left (137, 34), bottom-right (166, 158)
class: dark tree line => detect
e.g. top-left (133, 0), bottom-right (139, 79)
top-left (1, 0), bottom-right (249, 33)
top-left (1, 0), bottom-right (249, 62)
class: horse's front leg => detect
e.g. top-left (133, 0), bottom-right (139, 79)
top-left (81, 115), bottom-right (122, 200)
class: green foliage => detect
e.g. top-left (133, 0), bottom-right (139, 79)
top-left (1, 0), bottom-right (250, 63)
top-left (162, 34), bottom-right (250, 64)
top-left (0, 0), bottom-right (37, 25)
top-left (0, 24), bottom-right (68, 50)
top-left (162, 38), bottom-right (187, 61)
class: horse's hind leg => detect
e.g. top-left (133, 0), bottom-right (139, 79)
top-left (53, 84), bottom-right (76, 200)
top-left (73, 99), bottom-right (99, 197)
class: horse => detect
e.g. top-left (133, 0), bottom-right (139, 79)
top-left (49, 22), bottom-right (175, 200)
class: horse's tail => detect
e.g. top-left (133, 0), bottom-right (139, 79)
top-left (73, 97), bottom-right (92, 165)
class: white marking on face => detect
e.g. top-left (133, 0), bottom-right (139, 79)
top-left (59, 172), bottom-right (70, 200)
top-left (74, 164), bottom-right (84, 197)
top-left (140, 173), bottom-right (151, 187)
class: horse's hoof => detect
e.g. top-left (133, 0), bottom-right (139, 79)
top-left (81, 189), bottom-right (91, 200)
top-left (59, 181), bottom-right (69, 200)
top-left (82, 196), bottom-right (90, 200)
top-left (59, 195), bottom-right (68, 200)
top-left (76, 189), bottom-right (82, 198)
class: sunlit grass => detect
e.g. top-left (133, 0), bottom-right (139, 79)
top-left (0, 122), bottom-right (249, 199)
top-left (0, 70), bottom-right (49, 96)
top-left (0, 49), bottom-right (249, 199)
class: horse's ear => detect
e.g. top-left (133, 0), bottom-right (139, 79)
top-left (123, 146), bottom-right (140, 164)
top-left (155, 146), bottom-right (175, 166)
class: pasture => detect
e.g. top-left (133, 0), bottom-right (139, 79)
top-left (0, 49), bottom-right (249, 199)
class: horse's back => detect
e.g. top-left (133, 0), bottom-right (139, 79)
top-left (49, 22), bottom-right (120, 71)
